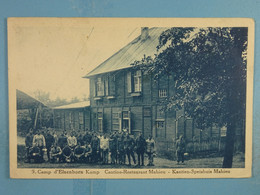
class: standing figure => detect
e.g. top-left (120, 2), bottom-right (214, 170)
top-left (117, 134), bottom-right (125, 165)
top-left (176, 135), bottom-right (186, 164)
top-left (146, 135), bottom-right (155, 166)
top-left (124, 134), bottom-right (136, 166)
top-left (109, 134), bottom-right (118, 164)
top-left (25, 129), bottom-right (34, 163)
top-left (83, 131), bottom-right (92, 145)
top-left (58, 131), bottom-right (68, 149)
top-left (67, 132), bottom-right (77, 162)
top-left (136, 133), bottom-right (146, 166)
top-left (91, 134), bottom-right (100, 163)
top-left (100, 134), bottom-right (109, 164)
top-left (45, 129), bottom-right (55, 161)
top-left (77, 131), bottom-right (85, 146)
top-left (32, 130), bottom-right (46, 162)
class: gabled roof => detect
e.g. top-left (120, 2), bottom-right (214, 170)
top-left (84, 27), bottom-right (169, 78)
top-left (16, 89), bottom-right (46, 110)
top-left (53, 101), bottom-right (90, 110)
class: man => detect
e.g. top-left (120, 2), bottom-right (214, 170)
top-left (77, 131), bottom-right (85, 146)
top-left (124, 134), bottom-right (136, 166)
top-left (45, 129), bottom-right (55, 161)
top-left (176, 135), bottom-right (186, 164)
top-left (32, 129), bottom-right (46, 162)
top-left (91, 133), bottom-right (100, 163)
top-left (25, 129), bottom-right (34, 163)
top-left (136, 133), bottom-right (146, 166)
top-left (100, 134), bottom-right (109, 164)
top-left (67, 132), bottom-right (77, 149)
top-left (99, 133), bottom-right (104, 162)
top-left (49, 143), bottom-right (62, 163)
top-left (146, 135), bottom-right (155, 166)
top-left (58, 131), bottom-right (68, 149)
top-left (83, 131), bottom-right (92, 145)
top-left (109, 134), bottom-right (118, 164)
top-left (117, 133), bottom-right (125, 165)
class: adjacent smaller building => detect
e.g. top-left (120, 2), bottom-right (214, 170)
top-left (53, 101), bottom-right (91, 131)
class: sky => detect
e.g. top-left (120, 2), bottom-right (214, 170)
top-left (9, 18), bottom-right (141, 101)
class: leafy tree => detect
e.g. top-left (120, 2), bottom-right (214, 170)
top-left (70, 96), bottom-right (80, 104)
top-left (133, 27), bottom-right (247, 168)
top-left (33, 90), bottom-right (51, 105)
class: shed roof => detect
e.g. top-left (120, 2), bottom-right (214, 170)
top-left (16, 89), bottom-right (46, 110)
top-left (84, 27), bottom-right (169, 78)
top-left (53, 101), bottom-right (90, 110)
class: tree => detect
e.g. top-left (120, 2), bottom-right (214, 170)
top-left (133, 27), bottom-right (247, 168)
top-left (33, 90), bottom-right (51, 105)
top-left (70, 96), bottom-right (80, 104)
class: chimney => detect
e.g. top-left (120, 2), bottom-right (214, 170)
top-left (140, 27), bottom-right (149, 40)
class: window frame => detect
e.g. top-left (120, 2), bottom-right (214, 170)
top-left (159, 88), bottom-right (168, 98)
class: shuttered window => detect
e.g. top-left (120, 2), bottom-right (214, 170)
top-left (96, 77), bottom-right (104, 96)
top-left (105, 74), bottom-right (116, 96)
top-left (127, 70), bottom-right (142, 93)
top-left (127, 72), bottom-right (132, 93)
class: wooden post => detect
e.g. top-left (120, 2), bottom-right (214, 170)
top-left (53, 109), bottom-right (55, 129)
top-left (34, 108), bottom-right (39, 130)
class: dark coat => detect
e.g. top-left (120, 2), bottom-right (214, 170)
top-left (136, 136), bottom-right (146, 153)
top-left (25, 133), bottom-right (33, 147)
top-left (45, 133), bottom-right (55, 148)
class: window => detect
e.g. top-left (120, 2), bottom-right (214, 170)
top-left (105, 74), bottom-right (116, 97)
top-left (134, 70), bottom-right (142, 92)
top-left (96, 77), bottom-right (104, 97)
top-left (112, 113), bottom-right (119, 131)
top-left (127, 70), bottom-right (142, 93)
top-left (221, 126), bottom-right (227, 137)
top-left (156, 121), bottom-right (165, 128)
top-left (119, 111), bottom-right (131, 133)
top-left (97, 112), bottom-right (103, 132)
top-left (69, 112), bottom-right (75, 129)
top-left (156, 119), bottom-right (165, 138)
top-left (79, 112), bottom-right (84, 130)
top-left (56, 112), bottom-right (62, 129)
top-left (159, 89), bottom-right (167, 97)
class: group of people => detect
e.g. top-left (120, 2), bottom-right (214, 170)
top-left (25, 128), bottom-right (157, 166)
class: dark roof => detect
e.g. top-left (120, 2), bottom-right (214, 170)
top-left (16, 89), bottom-right (46, 110)
top-left (84, 27), bottom-right (169, 78)
top-left (53, 101), bottom-right (90, 110)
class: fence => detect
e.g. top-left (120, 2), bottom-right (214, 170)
top-left (155, 136), bottom-right (243, 160)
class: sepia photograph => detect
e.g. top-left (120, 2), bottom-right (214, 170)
top-left (8, 18), bottom-right (254, 179)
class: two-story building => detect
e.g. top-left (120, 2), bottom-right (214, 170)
top-left (84, 27), bottom-right (193, 144)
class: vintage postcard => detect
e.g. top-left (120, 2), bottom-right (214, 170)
top-left (8, 18), bottom-right (254, 179)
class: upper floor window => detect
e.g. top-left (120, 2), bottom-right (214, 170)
top-left (96, 77), bottom-right (104, 97)
top-left (105, 74), bottom-right (116, 97)
top-left (159, 89), bottom-right (167, 98)
top-left (127, 70), bottom-right (142, 94)
top-left (134, 70), bottom-right (142, 92)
